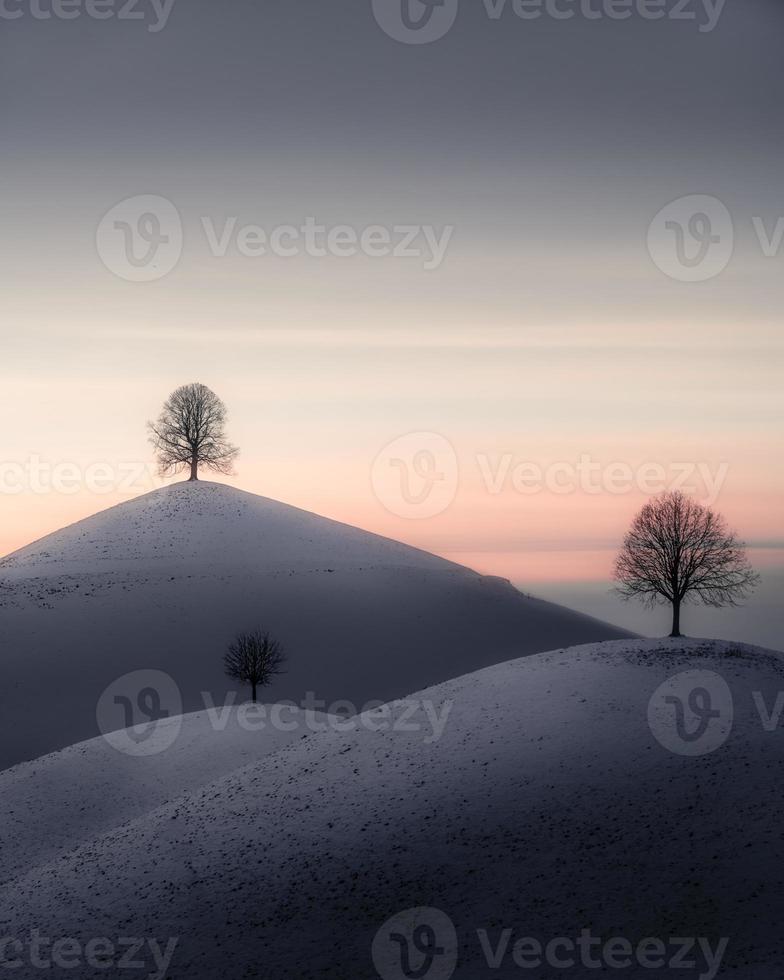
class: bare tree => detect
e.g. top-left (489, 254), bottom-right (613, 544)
top-left (224, 630), bottom-right (286, 703)
top-left (614, 491), bottom-right (759, 637)
top-left (148, 382), bottom-right (238, 482)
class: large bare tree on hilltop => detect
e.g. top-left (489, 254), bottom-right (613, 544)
top-left (148, 382), bottom-right (239, 482)
top-left (614, 490), bottom-right (758, 638)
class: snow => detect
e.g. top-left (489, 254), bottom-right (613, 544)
top-left (0, 481), bottom-right (453, 579)
top-left (3, 637), bottom-right (783, 978)
top-left (0, 705), bottom-right (333, 885)
top-left (0, 482), bottom-right (632, 769)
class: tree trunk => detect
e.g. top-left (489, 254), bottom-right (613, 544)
top-left (189, 456), bottom-right (198, 481)
top-left (670, 600), bottom-right (682, 638)
top-left (251, 681), bottom-right (257, 703)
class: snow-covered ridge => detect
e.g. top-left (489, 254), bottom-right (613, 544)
top-left (0, 482), bottom-right (632, 771)
top-left (0, 706), bottom-right (333, 885)
top-left (0, 481), bottom-right (459, 578)
top-left (4, 638), bottom-right (783, 978)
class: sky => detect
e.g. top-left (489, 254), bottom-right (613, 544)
top-left (1, 0), bottom-right (782, 643)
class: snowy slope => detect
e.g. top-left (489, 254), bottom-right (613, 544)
top-left (0, 481), bottom-right (632, 769)
top-left (4, 638), bottom-right (783, 978)
top-left (0, 480), bottom-right (453, 578)
top-left (0, 705), bottom-right (333, 884)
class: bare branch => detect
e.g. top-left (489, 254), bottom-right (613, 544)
top-left (224, 630), bottom-right (287, 702)
top-left (613, 491), bottom-right (759, 637)
top-left (148, 382), bottom-right (239, 481)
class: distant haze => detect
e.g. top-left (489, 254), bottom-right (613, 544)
top-left (2, 0), bottom-right (781, 648)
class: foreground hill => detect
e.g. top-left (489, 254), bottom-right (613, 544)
top-left (4, 638), bottom-right (783, 978)
top-left (0, 481), bottom-right (630, 768)
top-left (0, 705), bottom-right (332, 884)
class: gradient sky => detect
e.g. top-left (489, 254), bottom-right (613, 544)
top-left (2, 0), bottom-right (782, 640)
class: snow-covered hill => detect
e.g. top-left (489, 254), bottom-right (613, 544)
top-left (0, 705), bottom-right (333, 884)
top-left (0, 482), bottom-right (631, 769)
top-left (4, 638), bottom-right (783, 978)
top-left (0, 479), bottom-right (453, 578)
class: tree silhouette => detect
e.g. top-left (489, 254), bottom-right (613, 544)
top-left (148, 382), bottom-right (238, 482)
top-left (224, 630), bottom-right (286, 703)
top-left (614, 491), bottom-right (759, 637)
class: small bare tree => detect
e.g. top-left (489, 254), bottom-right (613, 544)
top-left (148, 382), bottom-right (238, 482)
top-left (614, 491), bottom-right (759, 637)
top-left (224, 630), bottom-right (286, 703)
